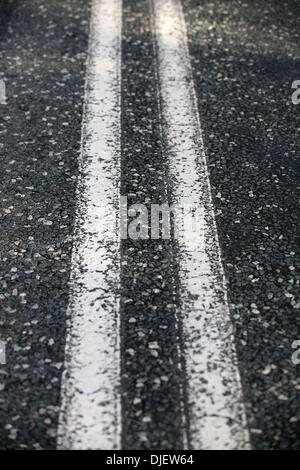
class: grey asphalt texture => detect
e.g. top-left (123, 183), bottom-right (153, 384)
top-left (0, 0), bottom-right (90, 449)
top-left (120, 0), bottom-right (185, 450)
top-left (182, 0), bottom-right (300, 449)
top-left (0, 0), bottom-right (299, 450)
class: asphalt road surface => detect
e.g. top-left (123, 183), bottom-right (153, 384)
top-left (0, 0), bottom-right (299, 450)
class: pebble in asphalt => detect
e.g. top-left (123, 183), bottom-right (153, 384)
top-left (120, 0), bottom-right (185, 450)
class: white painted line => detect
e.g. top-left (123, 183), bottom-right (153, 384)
top-left (153, 0), bottom-right (250, 450)
top-left (57, 0), bottom-right (122, 450)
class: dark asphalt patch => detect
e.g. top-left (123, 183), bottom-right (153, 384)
top-left (182, 0), bottom-right (300, 450)
top-left (120, 0), bottom-right (185, 450)
top-left (0, 0), bottom-right (90, 449)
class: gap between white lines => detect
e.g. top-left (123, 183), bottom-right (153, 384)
top-left (153, 0), bottom-right (251, 450)
top-left (57, 0), bottom-right (122, 450)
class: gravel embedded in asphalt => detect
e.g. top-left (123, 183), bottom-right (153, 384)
top-left (182, 0), bottom-right (300, 450)
top-left (0, 0), bottom-right (90, 449)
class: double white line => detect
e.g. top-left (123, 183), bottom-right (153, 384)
top-left (57, 0), bottom-right (122, 450)
top-left (57, 0), bottom-right (250, 450)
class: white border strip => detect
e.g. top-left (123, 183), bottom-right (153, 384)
top-left (153, 0), bottom-right (250, 450)
top-left (57, 0), bottom-right (122, 450)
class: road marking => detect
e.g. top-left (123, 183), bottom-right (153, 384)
top-left (153, 0), bottom-right (250, 450)
top-left (57, 0), bottom-right (122, 450)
